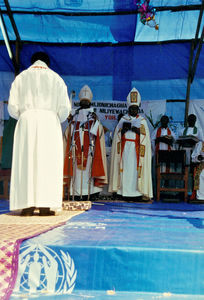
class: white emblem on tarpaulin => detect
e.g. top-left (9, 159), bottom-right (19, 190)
top-left (13, 244), bottom-right (77, 297)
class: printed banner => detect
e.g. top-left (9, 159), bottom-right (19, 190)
top-left (62, 100), bottom-right (167, 147)
top-left (62, 100), bottom-right (166, 147)
top-left (72, 100), bottom-right (166, 133)
top-left (140, 100), bottom-right (166, 135)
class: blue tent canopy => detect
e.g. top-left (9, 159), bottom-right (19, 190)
top-left (0, 0), bottom-right (202, 12)
top-left (0, 0), bottom-right (203, 169)
top-left (0, 0), bottom-right (203, 103)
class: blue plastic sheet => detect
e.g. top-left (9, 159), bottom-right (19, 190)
top-left (0, 11), bottom-right (203, 43)
top-left (0, 14), bottom-right (137, 43)
top-left (15, 202), bottom-right (204, 298)
top-left (0, 0), bottom-right (136, 12)
top-left (0, 199), bottom-right (9, 214)
top-left (1, 43), bottom-right (195, 80)
top-left (0, 1), bottom-right (203, 131)
top-left (2, 42), bottom-right (204, 102)
top-left (0, 1), bottom-right (203, 103)
top-left (0, 1), bottom-right (203, 43)
top-left (0, 0), bottom-right (202, 12)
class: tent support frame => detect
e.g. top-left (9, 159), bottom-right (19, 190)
top-left (0, 10), bottom-right (18, 73)
top-left (0, 4), bottom-right (202, 16)
top-left (184, 1), bottom-right (204, 126)
top-left (2, 0), bottom-right (21, 75)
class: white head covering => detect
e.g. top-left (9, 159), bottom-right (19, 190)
top-left (127, 87), bottom-right (141, 108)
top-left (79, 85), bottom-right (93, 103)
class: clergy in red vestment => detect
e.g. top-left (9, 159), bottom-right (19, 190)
top-left (63, 85), bottom-right (108, 200)
top-left (151, 115), bottom-right (176, 154)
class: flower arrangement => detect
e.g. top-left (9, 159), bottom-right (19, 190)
top-left (134, 0), bottom-right (159, 30)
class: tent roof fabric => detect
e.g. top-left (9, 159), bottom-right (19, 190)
top-left (0, 1), bottom-right (203, 43)
top-left (0, 0), bottom-right (202, 12)
top-left (0, 0), bottom-right (203, 102)
top-left (0, 11), bottom-right (203, 43)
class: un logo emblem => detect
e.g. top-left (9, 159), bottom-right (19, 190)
top-left (13, 244), bottom-right (77, 296)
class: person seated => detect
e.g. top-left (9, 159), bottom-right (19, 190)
top-left (108, 87), bottom-right (153, 202)
top-left (63, 85), bottom-right (108, 201)
top-left (190, 141), bottom-right (204, 201)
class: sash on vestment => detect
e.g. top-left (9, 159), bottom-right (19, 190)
top-left (155, 127), bottom-right (171, 153)
top-left (183, 126), bottom-right (197, 136)
top-left (63, 120), bottom-right (106, 187)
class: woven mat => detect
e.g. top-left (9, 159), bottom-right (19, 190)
top-left (0, 210), bottom-right (83, 300)
top-left (63, 200), bottom-right (92, 211)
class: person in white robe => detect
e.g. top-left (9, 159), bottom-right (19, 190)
top-left (178, 114), bottom-right (203, 197)
top-left (8, 52), bottom-right (71, 216)
top-left (191, 141), bottom-right (204, 201)
top-left (179, 114), bottom-right (203, 141)
top-left (151, 115), bottom-right (177, 193)
top-left (63, 85), bottom-right (108, 200)
top-left (108, 88), bottom-right (153, 200)
top-left (151, 115), bottom-right (176, 153)
top-left (178, 114), bottom-right (203, 164)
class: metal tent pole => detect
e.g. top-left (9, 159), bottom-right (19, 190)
top-left (184, 1), bottom-right (204, 126)
top-left (0, 0), bottom-right (21, 75)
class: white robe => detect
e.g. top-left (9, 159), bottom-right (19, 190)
top-left (191, 141), bottom-right (204, 200)
top-left (8, 60), bottom-right (71, 210)
top-left (179, 126), bottom-right (203, 165)
top-left (117, 116), bottom-right (141, 197)
top-left (179, 126), bottom-right (203, 141)
top-left (151, 127), bottom-right (177, 174)
top-left (151, 127), bottom-right (176, 153)
top-left (64, 108), bottom-right (103, 196)
top-left (109, 114), bottom-right (153, 198)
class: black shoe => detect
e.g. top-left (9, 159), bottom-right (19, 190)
top-left (39, 208), bottom-right (55, 216)
top-left (20, 207), bottom-right (35, 216)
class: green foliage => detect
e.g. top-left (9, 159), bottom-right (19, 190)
top-left (145, 110), bottom-right (163, 129)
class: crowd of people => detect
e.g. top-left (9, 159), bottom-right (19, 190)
top-left (7, 52), bottom-right (204, 216)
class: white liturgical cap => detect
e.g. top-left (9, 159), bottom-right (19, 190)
top-left (127, 88), bottom-right (141, 108)
top-left (79, 85), bottom-right (93, 103)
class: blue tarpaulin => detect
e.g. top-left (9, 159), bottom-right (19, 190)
top-left (0, 42), bottom-right (204, 102)
top-left (0, 0), bottom-right (203, 168)
top-left (11, 202), bottom-right (204, 298)
top-left (1, 200), bottom-right (204, 299)
top-left (0, 0), bottom-right (203, 102)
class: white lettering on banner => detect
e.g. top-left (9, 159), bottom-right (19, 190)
top-left (73, 100), bottom-right (128, 132)
top-left (13, 244), bottom-right (77, 297)
top-left (72, 100), bottom-right (167, 146)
